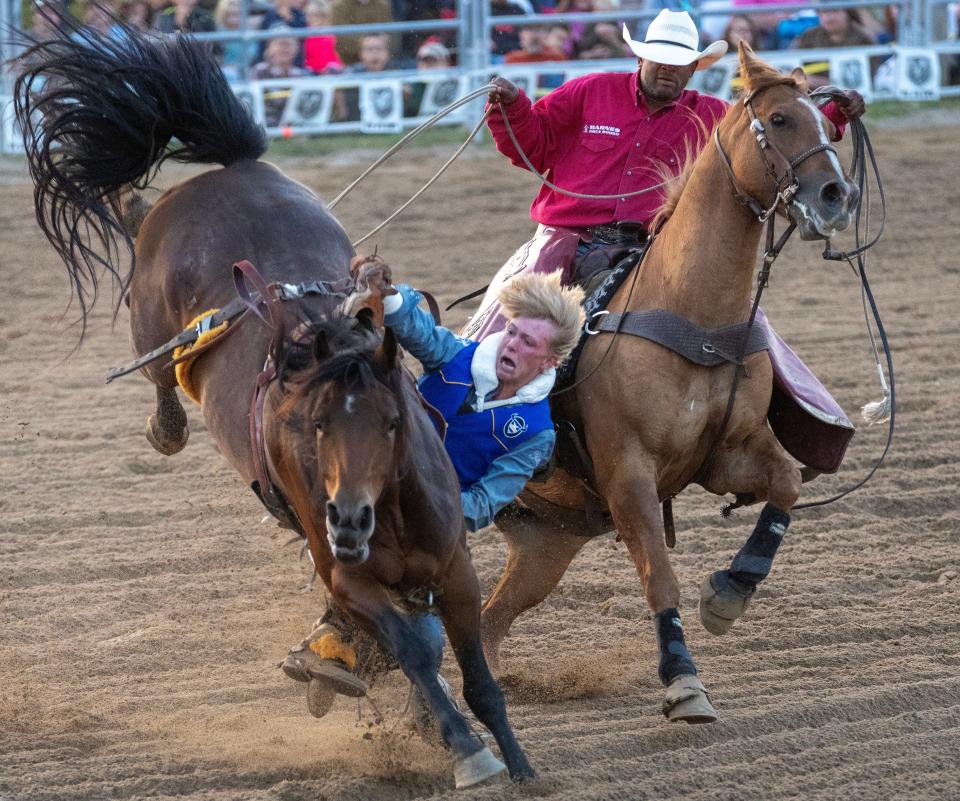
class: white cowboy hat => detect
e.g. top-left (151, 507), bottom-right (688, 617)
top-left (621, 10), bottom-right (727, 71)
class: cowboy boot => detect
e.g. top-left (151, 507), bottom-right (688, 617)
top-left (281, 618), bottom-right (369, 718)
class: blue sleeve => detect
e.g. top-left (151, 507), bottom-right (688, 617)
top-left (460, 429), bottom-right (555, 532)
top-left (384, 284), bottom-right (470, 374)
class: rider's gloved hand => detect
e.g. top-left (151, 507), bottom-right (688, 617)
top-left (835, 90), bottom-right (865, 121)
top-left (488, 77), bottom-right (520, 107)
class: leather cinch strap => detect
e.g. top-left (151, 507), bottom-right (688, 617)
top-left (587, 308), bottom-right (769, 367)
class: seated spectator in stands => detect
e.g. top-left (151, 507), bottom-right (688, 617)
top-left (849, 7), bottom-right (893, 43)
top-left (257, 0), bottom-right (307, 64)
top-left (415, 38), bottom-right (451, 68)
top-left (404, 39), bottom-right (451, 116)
top-left (251, 29), bottom-right (311, 126)
top-left (392, 0), bottom-right (449, 66)
top-left (505, 23), bottom-right (566, 63)
top-left (215, 0), bottom-right (256, 78)
top-left (260, 0), bottom-right (307, 32)
top-left (303, 0), bottom-right (343, 73)
top-left (544, 22), bottom-right (575, 59)
top-left (553, 0), bottom-right (595, 51)
top-left (723, 13), bottom-right (760, 50)
top-left (152, 0), bottom-right (216, 33)
top-left (731, 0), bottom-right (786, 50)
top-left (577, 18), bottom-right (632, 60)
top-left (490, 0), bottom-right (530, 59)
top-left (792, 8), bottom-right (876, 49)
top-left (333, 33), bottom-right (396, 121)
top-left (345, 32), bottom-right (395, 72)
top-left (331, 0), bottom-right (393, 65)
top-left (792, 8), bottom-right (875, 88)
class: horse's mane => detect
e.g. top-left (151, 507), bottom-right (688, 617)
top-left (649, 109), bottom-right (709, 231)
top-left (274, 315), bottom-right (409, 429)
top-left (651, 52), bottom-right (802, 228)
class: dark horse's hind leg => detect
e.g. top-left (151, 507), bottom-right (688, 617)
top-left (145, 385), bottom-right (189, 455)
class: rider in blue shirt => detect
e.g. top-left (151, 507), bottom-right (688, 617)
top-left (384, 282), bottom-right (559, 532)
top-left (282, 270), bottom-right (585, 715)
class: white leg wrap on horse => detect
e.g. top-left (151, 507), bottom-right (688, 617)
top-left (662, 674), bottom-right (718, 724)
top-left (453, 747), bottom-right (507, 789)
top-left (699, 570), bottom-right (754, 635)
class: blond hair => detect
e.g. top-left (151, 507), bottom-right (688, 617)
top-left (498, 272), bottom-right (586, 363)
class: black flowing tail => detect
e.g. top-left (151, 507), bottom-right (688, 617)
top-left (12, 11), bottom-right (266, 338)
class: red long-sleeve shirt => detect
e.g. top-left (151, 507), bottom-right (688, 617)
top-left (486, 70), bottom-right (847, 229)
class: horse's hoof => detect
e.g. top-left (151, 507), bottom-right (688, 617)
top-left (454, 747), bottom-right (506, 789)
top-left (662, 674), bottom-right (717, 724)
top-left (145, 415), bottom-right (189, 455)
top-left (699, 570), bottom-right (754, 636)
top-left (306, 678), bottom-right (336, 718)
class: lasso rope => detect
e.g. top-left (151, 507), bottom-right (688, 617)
top-left (334, 84), bottom-right (670, 248)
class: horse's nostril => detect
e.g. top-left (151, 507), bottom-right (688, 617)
top-left (820, 181), bottom-right (845, 207)
top-left (358, 505), bottom-right (373, 532)
top-left (326, 501), bottom-right (340, 526)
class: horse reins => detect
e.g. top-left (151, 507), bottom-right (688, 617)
top-left (710, 86), bottom-right (893, 513)
top-left (713, 80), bottom-right (840, 224)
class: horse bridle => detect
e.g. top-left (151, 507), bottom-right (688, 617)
top-left (714, 81), bottom-right (840, 223)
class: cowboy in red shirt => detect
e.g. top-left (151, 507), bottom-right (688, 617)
top-left (467, 9), bottom-right (864, 340)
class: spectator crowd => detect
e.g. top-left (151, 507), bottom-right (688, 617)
top-left (28, 0), bottom-right (956, 123)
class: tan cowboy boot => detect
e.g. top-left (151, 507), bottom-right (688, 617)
top-left (281, 619), bottom-right (368, 718)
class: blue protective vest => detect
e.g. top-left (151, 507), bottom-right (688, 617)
top-left (419, 342), bottom-right (553, 490)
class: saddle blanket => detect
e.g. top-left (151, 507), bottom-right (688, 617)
top-left (462, 225), bottom-right (854, 474)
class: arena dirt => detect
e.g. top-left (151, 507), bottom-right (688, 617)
top-left (1, 120), bottom-right (959, 801)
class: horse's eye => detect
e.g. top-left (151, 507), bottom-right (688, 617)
top-left (387, 417), bottom-right (400, 434)
top-left (770, 113), bottom-right (786, 127)
top-left (314, 419), bottom-right (325, 433)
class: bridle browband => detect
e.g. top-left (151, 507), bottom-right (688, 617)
top-left (713, 80), bottom-right (839, 223)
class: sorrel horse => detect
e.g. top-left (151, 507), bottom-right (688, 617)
top-left (14, 20), bottom-right (532, 788)
top-left (475, 47), bottom-right (861, 722)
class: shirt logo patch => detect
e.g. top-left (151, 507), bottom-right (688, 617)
top-left (582, 124), bottom-right (621, 137)
top-left (503, 413), bottom-right (528, 439)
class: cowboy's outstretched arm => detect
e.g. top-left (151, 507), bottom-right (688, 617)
top-left (383, 285), bottom-right (466, 374)
top-left (461, 431), bottom-right (555, 532)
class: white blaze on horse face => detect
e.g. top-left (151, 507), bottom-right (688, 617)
top-left (345, 394), bottom-right (356, 414)
top-left (789, 96), bottom-right (849, 238)
top-left (796, 96), bottom-right (843, 176)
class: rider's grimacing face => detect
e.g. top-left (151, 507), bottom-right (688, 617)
top-left (638, 58), bottom-right (698, 104)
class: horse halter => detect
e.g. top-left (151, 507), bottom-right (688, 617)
top-left (714, 82), bottom-right (839, 222)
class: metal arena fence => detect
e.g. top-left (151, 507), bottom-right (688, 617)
top-left (2, 0), bottom-right (959, 152)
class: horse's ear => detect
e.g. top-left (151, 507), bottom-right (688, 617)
top-left (738, 41), bottom-right (780, 93)
top-left (355, 307), bottom-right (377, 334)
top-left (375, 326), bottom-right (399, 369)
top-left (790, 66), bottom-right (810, 94)
top-left (313, 330), bottom-right (330, 362)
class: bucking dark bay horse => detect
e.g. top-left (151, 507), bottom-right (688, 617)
top-left (13, 20), bottom-right (533, 788)
top-left (475, 46), bottom-right (863, 722)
